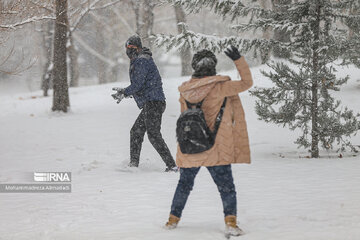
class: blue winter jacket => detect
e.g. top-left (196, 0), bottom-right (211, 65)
top-left (124, 48), bottom-right (166, 109)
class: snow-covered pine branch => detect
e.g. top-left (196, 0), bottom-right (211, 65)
top-left (167, 0), bottom-right (271, 22)
top-left (154, 22), bottom-right (293, 63)
top-left (232, 21), bottom-right (307, 34)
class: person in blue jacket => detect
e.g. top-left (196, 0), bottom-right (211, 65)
top-left (112, 35), bottom-right (177, 172)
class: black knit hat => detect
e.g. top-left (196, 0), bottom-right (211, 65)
top-left (191, 49), bottom-right (217, 70)
top-left (125, 35), bottom-right (142, 48)
top-left (191, 49), bottom-right (217, 77)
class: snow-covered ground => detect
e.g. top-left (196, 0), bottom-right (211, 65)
top-left (0, 63), bottom-right (360, 240)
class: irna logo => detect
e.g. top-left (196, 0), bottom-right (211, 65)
top-left (34, 172), bottom-right (71, 182)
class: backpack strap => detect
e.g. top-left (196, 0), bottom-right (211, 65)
top-left (213, 98), bottom-right (227, 136)
top-left (185, 100), bottom-right (204, 109)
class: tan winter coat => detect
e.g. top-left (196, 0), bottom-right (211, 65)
top-left (176, 57), bottom-right (253, 168)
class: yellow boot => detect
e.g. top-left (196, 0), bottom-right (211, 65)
top-left (225, 215), bottom-right (245, 236)
top-left (165, 214), bottom-right (180, 229)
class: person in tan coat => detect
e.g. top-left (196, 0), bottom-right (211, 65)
top-left (165, 46), bottom-right (253, 236)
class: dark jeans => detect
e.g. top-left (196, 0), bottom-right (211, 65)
top-left (170, 164), bottom-right (237, 218)
top-left (130, 101), bottom-right (176, 168)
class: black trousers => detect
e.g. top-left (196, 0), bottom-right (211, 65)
top-left (130, 101), bottom-right (176, 168)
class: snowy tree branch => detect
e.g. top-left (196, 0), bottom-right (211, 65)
top-left (0, 16), bottom-right (55, 30)
top-left (70, 0), bottom-right (123, 32)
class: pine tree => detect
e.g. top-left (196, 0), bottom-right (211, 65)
top-left (154, 0), bottom-right (360, 157)
top-left (343, 0), bottom-right (360, 68)
top-left (271, 0), bottom-right (292, 58)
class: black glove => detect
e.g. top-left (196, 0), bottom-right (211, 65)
top-left (111, 87), bottom-right (127, 104)
top-left (224, 45), bottom-right (241, 61)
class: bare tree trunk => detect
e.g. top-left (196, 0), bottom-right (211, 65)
top-left (41, 20), bottom-right (53, 97)
top-left (68, 31), bottom-right (80, 87)
top-left (132, 1), bottom-right (141, 35)
top-left (311, 2), bottom-right (321, 158)
top-left (142, 0), bottom-right (155, 48)
top-left (132, 0), bottom-right (154, 48)
top-left (52, 0), bottom-right (70, 112)
top-left (174, 5), bottom-right (192, 76)
top-left (107, 11), bottom-right (119, 83)
top-left (95, 20), bottom-right (107, 84)
top-left (64, 7), bottom-right (80, 88)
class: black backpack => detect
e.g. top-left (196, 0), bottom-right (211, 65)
top-left (176, 98), bottom-right (227, 154)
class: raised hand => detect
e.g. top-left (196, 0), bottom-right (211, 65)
top-left (224, 45), bottom-right (241, 61)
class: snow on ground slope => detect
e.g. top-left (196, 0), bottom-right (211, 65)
top-left (0, 64), bottom-right (360, 240)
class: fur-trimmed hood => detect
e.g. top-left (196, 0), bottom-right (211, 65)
top-left (178, 75), bottom-right (230, 103)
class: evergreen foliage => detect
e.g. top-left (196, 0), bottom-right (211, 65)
top-left (155, 0), bottom-right (360, 157)
top-left (342, 0), bottom-right (360, 67)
